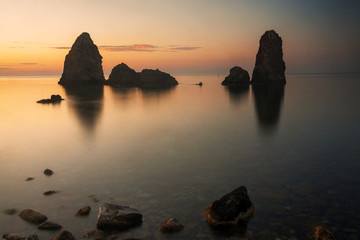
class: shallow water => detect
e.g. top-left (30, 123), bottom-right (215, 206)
top-left (0, 74), bottom-right (359, 239)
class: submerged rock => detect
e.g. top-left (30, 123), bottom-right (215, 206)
top-left (138, 69), bottom-right (178, 87)
top-left (160, 218), bottom-right (184, 233)
top-left (58, 32), bottom-right (105, 86)
top-left (106, 63), bottom-right (139, 86)
top-left (38, 221), bottom-right (63, 230)
top-left (3, 208), bottom-right (18, 215)
top-left (50, 230), bottom-right (75, 240)
top-left (251, 30), bottom-right (286, 85)
top-left (205, 186), bottom-right (254, 227)
top-left (96, 203), bottom-right (142, 231)
top-left (25, 177), bottom-right (34, 181)
top-left (2, 234), bottom-right (26, 240)
top-left (37, 95), bottom-right (64, 104)
top-left (43, 190), bottom-right (59, 196)
top-left (19, 209), bottom-right (47, 224)
top-left (44, 168), bottom-right (54, 176)
top-left (222, 66), bottom-right (250, 87)
top-left (75, 206), bottom-right (91, 216)
top-left (313, 226), bottom-right (336, 240)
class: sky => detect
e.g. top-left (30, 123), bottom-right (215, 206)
top-left (0, 0), bottom-right (359, 76)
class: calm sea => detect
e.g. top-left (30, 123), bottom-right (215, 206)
top-left (0, 74), bottom-right (359, 240)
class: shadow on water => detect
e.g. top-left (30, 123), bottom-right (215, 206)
top-left (225, 86), bottom-right (250, 105)
top-left (63, 86), bottom-right (104, 132)
top-left (252, 85), bottom-right (285, 135)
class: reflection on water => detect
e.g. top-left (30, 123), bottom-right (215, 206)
top-left (252, 85), bottom-right (285, 135)
top-left (140, 86), bottom-right (176, 103)
top-left (64, 86), bottom-right (104, 132)
top-left (225, 86), bottom-right (250, 105)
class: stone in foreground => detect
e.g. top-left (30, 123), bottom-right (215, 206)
top-left (251, 30), bottom-right (286, 85)
top-left (222, 66), bottom-right (250, 87)
top-left (106, 63), bottom-right (139, 86)
top-left (37, 95), bottom-right (64, 104)
top-left (96, 203), bottom-right (142, 231)
top-left (59, 32), bottom-right (105, 86)
top-left (75, 206), bottom-right (91, 216)
top-left (2, 234), bottom-right (26, 240)
top-left (205, 186), bottom-right (254, 227)
top-left (27, 234), bottom-right (39, 240)
top-left (38, 221), bottom-right (63, 230)
top-left (138, 69), bottom-right (178, 87)
top-left (19, 209), bottom-right (48, 225)
top-left (50, 230), bottom-right (75, 240)
top-left (313, 226), bottom-right (336, 240)
top-left (160, 218), bottom-right (184, 233)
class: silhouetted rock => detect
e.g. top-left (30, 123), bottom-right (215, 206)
top-left (106, 63), bottom-right (139, 86)
top-left (19, 209), bottom-right (47, 224)
top-left (3, 208), bottom-right (18, 215)
top-left (205, 186), bottom-right (254, 227)
top-left (38, 221), bottom-right (63, 230)
top-left (96, 203), bottom-right (142, 231)
top-left (222, 66), bottom-right (250, 87)
top-left (251, 30), bottom-right (286, 85)
top-left (43, 190), bottom-right (59, 196)
top-left (25, 177), bottom-right (34, 181)
top-left (138, 69), bottom-right (178, 87)
top-left (160, 218), bottom-right (184, 233)
top-left (198, 82), bottom-right (203, 86)
top-left (75, 206), bottom-right (91, 216)
top-left (2, 234), bottom-right (26, 240)
top-left (50, 230), bottom-right (75, 240)
top-left (27, 234), bottom-right (39, 240)
top-left (37, 95), bottom-right (64, 104)
top-left (44, 168), bottom-right (54, 176)
top-left (59, 32), bottom-right (105, 86)
top-left (313, 226), bottom-right (336, 240)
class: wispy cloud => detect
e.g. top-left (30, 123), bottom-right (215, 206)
top-left (50, 47), bottom-right (71, 50)
top-left (168, 46), bottom-right (202, 51)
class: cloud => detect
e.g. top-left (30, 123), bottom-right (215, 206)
top-left (99, 44), bottom-right (157, 52)
top-left (19, 62), bottom-right (39, 66)
top-left (50, 47), bottom-right (71, 50)
top-left (168, 46), bottom-right (202, 51)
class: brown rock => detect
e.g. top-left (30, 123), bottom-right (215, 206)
top-left (2, 234), bottom-right (26, 240)
top-left (160, 218), bottom-right (184, 233)
top-left (25, 177), bottom-right (34, 181)
top-left (222, 66), bottom-right (250, 87)
top-left (37, 95), bottom-right (64, 104)
top-left (19, 209), bottom-right (47, 224)
top-left (38, 221), bottom-right (63, 230)
top-left (75, 206), bottom-right (91, 216)
top-left (44, 168), bottom-right (54, 176)
top-left (313, 226), bottom-right (336, 240)
top-left (43, 190), bottom-right (59, 196)
top-left (50, 230), bottom-right (75, 240)
top-left (27, 234), bottom-right (39, 240)
top-left (138, 69), bottom-right (178, 87)
top-left (106, 63), bottom-right (139, 86)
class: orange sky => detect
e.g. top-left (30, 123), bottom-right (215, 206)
top-left (1, 0), bottom-right (359, 76)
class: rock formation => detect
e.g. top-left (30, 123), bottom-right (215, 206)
top-left (19, 209), bottom-right (48, 225)
top-left (58, 32), bottom-right (105, 86)
top-left (96, 203), bottom-right (142, 231)
top-left (138, 69), bottom-right (178, 87)
top-left (44, 168), bottom-right (54, 176)
top-left (313, 226), bottom-right (336, 240)
top-left (37, 95), bottom-right (64, 104)
top-left (38, 221), bottom-right (63, 230)
top-left (222, 66), bottom-right (250, 87)
top-left (251, 30), bottom-right (286, 85)
top-left (50, 230), bottom-right (75, 240)
top-left (160, 218), bottom-right (184, 233)
top-left (106, 63), bottom-right (139, 86)
top-left (75, 206), bottom-right (91, 216)
top-left (205, 186), bottom-right (254, 227)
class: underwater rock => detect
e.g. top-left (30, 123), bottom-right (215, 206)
top-left (37, 95), bottom-right (64, 104)
top-left (205, 186), bottom-right (254, 227)
top-left (3, 208), bottom-right (18, 215)
top-left (106, 63), bottom-right (139, 86)
top-left (96, 203), bottom-right (142, 231)
top-left (19, 209), bottom-right (47, 225)
top-left (38, 221), bottom-right (63, 230)
top-left (75, 206), bottom-right (91, 216)
top-left (313, 226), bottom-right (336, 240)
top-left (160, 218), bottom-right (184, 233)
top-left (222, 66), bottom-right (250, 87)
top-left (58, 32), bottom-right (105, 86)
top-left (251, 30), bottom-right (286, 85)
top-left (50, 230), bottom-right (75, 240)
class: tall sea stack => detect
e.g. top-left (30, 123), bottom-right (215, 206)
top-left (251, 30), bottom-right (286, 85)
top-left (59, 32), bottom-right (105, 86)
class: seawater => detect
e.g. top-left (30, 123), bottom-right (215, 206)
top-left (0, 74), bottom-right (359, 239)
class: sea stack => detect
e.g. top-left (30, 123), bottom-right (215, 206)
top-left (106, 63), bottom-right (139, 86)
top-left (138, 69), bottom-right (178, 87)
top-left (251, 30), bottom-right (286, 85)
top-left (58, 32), bottom-right (105, 86)
top-left (222, 66), bottom-right (250, 87)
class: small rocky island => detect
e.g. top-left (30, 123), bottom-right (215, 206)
top-left (221, 66), bottom-right (250, 87)
top-left (106, 63), bottom-right (178, 88)
top-left (58, 32), bottom-right (105, 87)
top-left (37, 95), bottom-right (64, 104)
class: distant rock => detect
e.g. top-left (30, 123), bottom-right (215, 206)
top-left (3, 208), bottom-right (18, 215)
top-left (38, 221), bottom-right (63, 230)
top-left (50, 230), bottom-right (75, 240)
top-left (58, 32), bottom-right (105, 86)
top-left (75, 206), bottom-right (91, 216)
top-left (88, 195), bottom-right (100, 203)
top-left (19, 209), bottom-right (47, 225)
top-left (222, 66), bottom-right (250, 87)
top-left (37, 94), bottom-right (64, 104)
top-left (106, 63), bottom-right (139, 86)
top-left (205, 186), bottom-right (254, 227)
top-left (198, 82), bottom-right (203, 86)
top-left (25, 177), bottom-right (34, 181)
top-left (43, 190), bottom-right (59, 196)
top-left (44, 168), bottom-right (54, 176)
top-left (2, 234), bottom-right (26, 240)
top-left (313, 226), bottom-right (336, 240)
top-left (160, 218), bottom-right (184, 233)
top-left (138, 69), bottom-right (178, 87)
top-left (96, 203), bottom-right (142, 231)
top-left (251, 30), bottom-right (286, 85)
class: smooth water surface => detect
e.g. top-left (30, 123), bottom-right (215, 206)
top-left (0, 74), bottom-right (359, 239)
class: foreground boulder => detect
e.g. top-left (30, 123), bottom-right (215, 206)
top-left (75, 206), bottom-right (91, 216)
top-left (58, 32), bottom-right (105, 86)
top-left (96, 203), bottom-right (142, 231)
top-left (313, 226), bottom-right (336, 240)
top-left (38, 221), bottom-right (63, 230)
top-left (19, 209), bottom-right (47, 224)
top-left (138, 69), bottom-right (178, 87)
top-left (2, 234), bottom-right (26, 240)
top-left (106, 63), bottom-right (139, 86)
top-left (251, 30), bottom-right (286, 85)
top-left (37, 95), bottom-right (64, 104)
top-left (205, 186), bottom-right (254, 227)
top-left (50, 230), bottom-right (75, 240)
top-left (222, 66), bottom-right (250, 87)
top-left (160, 218), bottom-right (184, 233)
